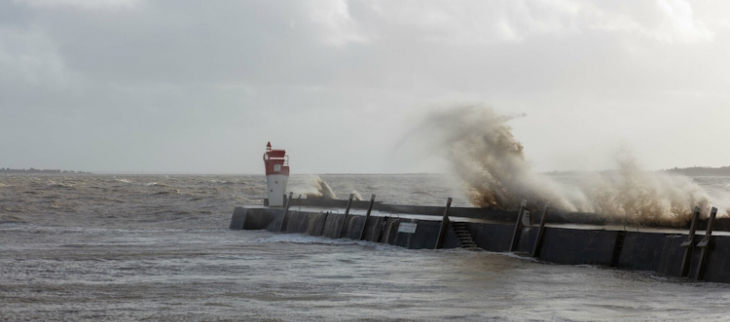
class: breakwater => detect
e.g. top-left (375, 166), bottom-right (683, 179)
top-left (231, 196), bottom-right (730, 283)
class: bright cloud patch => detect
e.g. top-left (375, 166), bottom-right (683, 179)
top-left (0, 27), bottom-right (72, 88)
top-left (309, 0), bottom-right (371, 47)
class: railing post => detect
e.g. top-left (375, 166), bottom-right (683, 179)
top-left (509, 200), bottom-right (527, 252)
top-left (434, 197), bottom-right (453, 249)
top-left (359, 194), bottom-right (376, 241)
top-left (338, 193), bottom-right (355, 238)
top-left (279, 192), bottom-right (294, 232)
top-left (695, 207), bottom-right (718, 281)
top-left (680, 206), bottom-right (701, 277)
top-left (531, 202), bottom-right (549, 258)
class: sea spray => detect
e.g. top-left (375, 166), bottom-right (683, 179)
top-left (411, 104), bottom-right (715, 226)
top-left (288, 175), bottom-right (338, 199)
top-left (311, 178), bottom-right (338, 199)
top-left (305, 178), bottom-right (363, 201)
top-left (577, 155), bottom-right (711, 225)
top-left (410, 105), bottom-right (575, 210)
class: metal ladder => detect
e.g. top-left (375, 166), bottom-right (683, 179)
top-left (610, 231), bottom-right (626, 267)
top-left (451, 222), bottom-right (478, 250)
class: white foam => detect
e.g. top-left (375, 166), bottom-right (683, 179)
top-left (255, 233), bottom-right (401, 250)
top-left (410, 105), bottom-right (719, 225)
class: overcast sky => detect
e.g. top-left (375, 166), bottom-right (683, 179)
top-left (1, 0), bottom-right (729, 174)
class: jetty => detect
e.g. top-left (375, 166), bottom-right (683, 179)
top-left (231, 194), bottom-right (730, 283)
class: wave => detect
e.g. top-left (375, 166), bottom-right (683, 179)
top-left (410, 104), bottom-right (718, 226)
top-left (288, 176), bottom-right (339, 199)
top-left (0, 215), bottom-right (27, 224)
top-left (45, 181), bottom-right (77, 189)
top-left (256, 233), bottom-right (401, 250)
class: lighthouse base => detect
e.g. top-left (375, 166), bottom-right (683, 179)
top-left (265, 174), bottom-right (288, 207)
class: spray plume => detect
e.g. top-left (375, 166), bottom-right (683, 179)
top-left (290, 176), bottom-right (364, 201)
top-left (288, 175), bottom-right (338, 199)
top-left (306, 177), bottom-right (338, 199)
top-left (413, 104), bottom-right (716, 226)
top-left (306, 178), bottom-right (364, 201)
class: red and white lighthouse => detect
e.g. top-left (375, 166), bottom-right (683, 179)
top-left (263, 142), bottom-right (290, 207)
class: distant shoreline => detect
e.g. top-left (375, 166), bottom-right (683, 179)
top-left (544, 166), bottom-right (730, 176)
top-left (664, 166), bottom-right (730, 176)
top-left (0, 168), bottom-right (92, 174)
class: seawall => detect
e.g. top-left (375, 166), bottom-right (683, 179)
top-left (230, 206), bottom-right (730, 283)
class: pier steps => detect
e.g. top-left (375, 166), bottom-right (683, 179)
top-left (451, 222), bottom-right (478, 250)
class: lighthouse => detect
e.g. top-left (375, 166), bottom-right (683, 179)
top-left (263, 142), bottom-right (290, 207)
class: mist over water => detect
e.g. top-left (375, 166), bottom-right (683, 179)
top-left (412, 105), bottom-right (723, 226)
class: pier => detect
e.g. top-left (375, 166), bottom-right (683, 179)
top-left (231, 195), bottom-right (730, 283)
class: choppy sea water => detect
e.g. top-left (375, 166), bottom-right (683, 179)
top-left (2, 174), bottom-right (730, 321)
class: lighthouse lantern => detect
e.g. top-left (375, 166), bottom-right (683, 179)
top-left (263, 142), bottom-right (290, 207)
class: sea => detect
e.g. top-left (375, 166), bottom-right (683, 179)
top-left (2, 174), bottom-right (730, 321)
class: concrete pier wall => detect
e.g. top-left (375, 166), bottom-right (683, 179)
top-left (617, 232), bottom-right (667, 272)
top-left (703, 238), bottom-right (730, 281)
top-left (463, 223), bottom-right (515, 252)
top-left (271, 197), bottom-right (730, 231)
top-left (230, 206), bottom-right (730, 284)
top-left (538, 229), bottom-right (618, 266)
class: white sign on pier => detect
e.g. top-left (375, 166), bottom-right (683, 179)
top-left (398, 223), bottom-right (417, 234)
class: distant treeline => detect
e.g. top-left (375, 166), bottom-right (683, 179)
top-left (664, 166), bottom-right (730, 176)
top-left (0, 168), bottom-right (91, 174)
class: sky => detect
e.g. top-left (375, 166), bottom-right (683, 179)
top-left (1, 0), bottom-right (729, 174)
